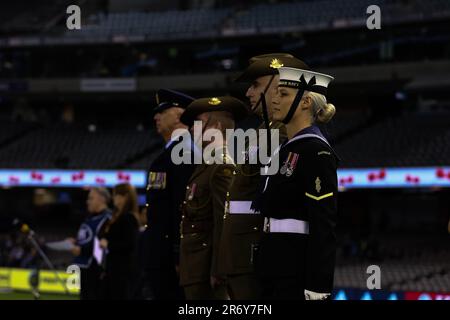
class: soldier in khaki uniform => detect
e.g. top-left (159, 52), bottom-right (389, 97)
top-left (219, 54), bottom-right (310, 299)
top-left (178, 96), bottom-right (248, 300)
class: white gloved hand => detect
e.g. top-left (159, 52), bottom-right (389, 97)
top-left (304, 289), bottom-right (330, 300)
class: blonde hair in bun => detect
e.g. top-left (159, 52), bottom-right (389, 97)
top-left (305, 91), bottom-right (336, 124)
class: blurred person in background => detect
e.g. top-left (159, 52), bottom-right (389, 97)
top-left (69, 187), bottom-right (112, 300)
top-left (131, 206), bottom-right (148, 299)
top-left (99, 183), bottom-right (140, 300)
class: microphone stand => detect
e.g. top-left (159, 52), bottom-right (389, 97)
top-left (25, 228), bottom-right (71, 297)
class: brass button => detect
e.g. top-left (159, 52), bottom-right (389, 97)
top-left (165, 235), bottom-right (169, 239)
top-left (202, 243), bottom-right (207, 247)
top-left (186, 186), bottom-right (190, 190)
top-left (191, 224), bottom-right (195, 228)
top-left (145, 203), bottom-right (149, 207)
top-left (253, 227), bottom-right (258, 231)
top-left (183, 201), bottom-right (187, 204)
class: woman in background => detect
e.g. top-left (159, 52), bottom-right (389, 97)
top-left (99, 183), bottom-right (140, 300)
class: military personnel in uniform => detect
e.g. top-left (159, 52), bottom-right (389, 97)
top-left (142, 89), bottom-right (196, 300)
top-left (218, 54), bottom-right (310, 299)
top-left (255, 66), bottom-right (339, 300)
top-left (178, 96), bottom-right (248, 300)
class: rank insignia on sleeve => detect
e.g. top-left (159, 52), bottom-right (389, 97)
top-left (279, 152), bottom-right (299, 177)
top-left (315, 177), bottom-right (321, 193)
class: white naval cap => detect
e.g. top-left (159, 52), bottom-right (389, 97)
top-left (278, 67), bottom-right (334, 97)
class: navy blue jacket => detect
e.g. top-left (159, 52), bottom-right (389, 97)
top-left (74, 209), bottom-right (111, 268)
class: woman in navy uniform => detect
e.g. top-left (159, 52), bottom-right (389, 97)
top-left (255, 66), bottom-right (338, 300)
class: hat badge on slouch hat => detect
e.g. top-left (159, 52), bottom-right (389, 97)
top-left (180, 96), bottom-right (249, 127)
top-left (208, 97), bottom-right (222, 106)
top-left (270, 58), bottom-right (284, 69)
top-left (234, 54), bottom-right (309, 83)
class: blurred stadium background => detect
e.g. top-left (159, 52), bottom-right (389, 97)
top-left (0, 0), bottom-right (449, 300)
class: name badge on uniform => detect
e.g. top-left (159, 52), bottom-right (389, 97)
top-left (147, 171), bottom-right (167, 190)
top-left (279, 152), bottom-right (299, 177)
top-left (187, 183), bottom-right (197, 201)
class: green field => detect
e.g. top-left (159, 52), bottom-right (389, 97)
top-left (0, 291), bottom-right (79, 300)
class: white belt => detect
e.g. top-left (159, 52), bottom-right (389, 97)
top-left (228, 201), bottom-right (260, 215)
top-left (264, 217), bottom-right (309, 234)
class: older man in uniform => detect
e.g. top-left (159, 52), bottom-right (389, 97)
top-left (142, 89), bottom-right (196, 300)
top-left (178, 96), bottom-right (248, 300)
top-left (218, 54), bottom-right (310, 299)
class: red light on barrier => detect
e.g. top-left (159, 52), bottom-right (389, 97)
top-left (95, 177), bottom-right (105, 184)
top-left (436, 168), bottom-right (445, 178)
top-left (71, 171), bottom-right (85, 182)
top-left (339, 175), bottom-right (354, 186)
top-left (51, 177), bottom-right (61, 184)
top-left (31, 171), bottom-right (43, 181)
top-left (404, 291), bottom-right (450, 300)
top-left (117, 171), bottom-right (130, 182)
top-left (9, 176), bottom-right (20, 184)
top-left (406, 175), bottom-right (420, 184)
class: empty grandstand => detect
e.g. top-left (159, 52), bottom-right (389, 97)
top-left (0, 0), bottom-right (449, 301)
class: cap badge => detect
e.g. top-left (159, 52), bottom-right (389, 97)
top-left (208, 97), bottom-right (222, 105)
top-left (270, 58), bottom-right (284, 69)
